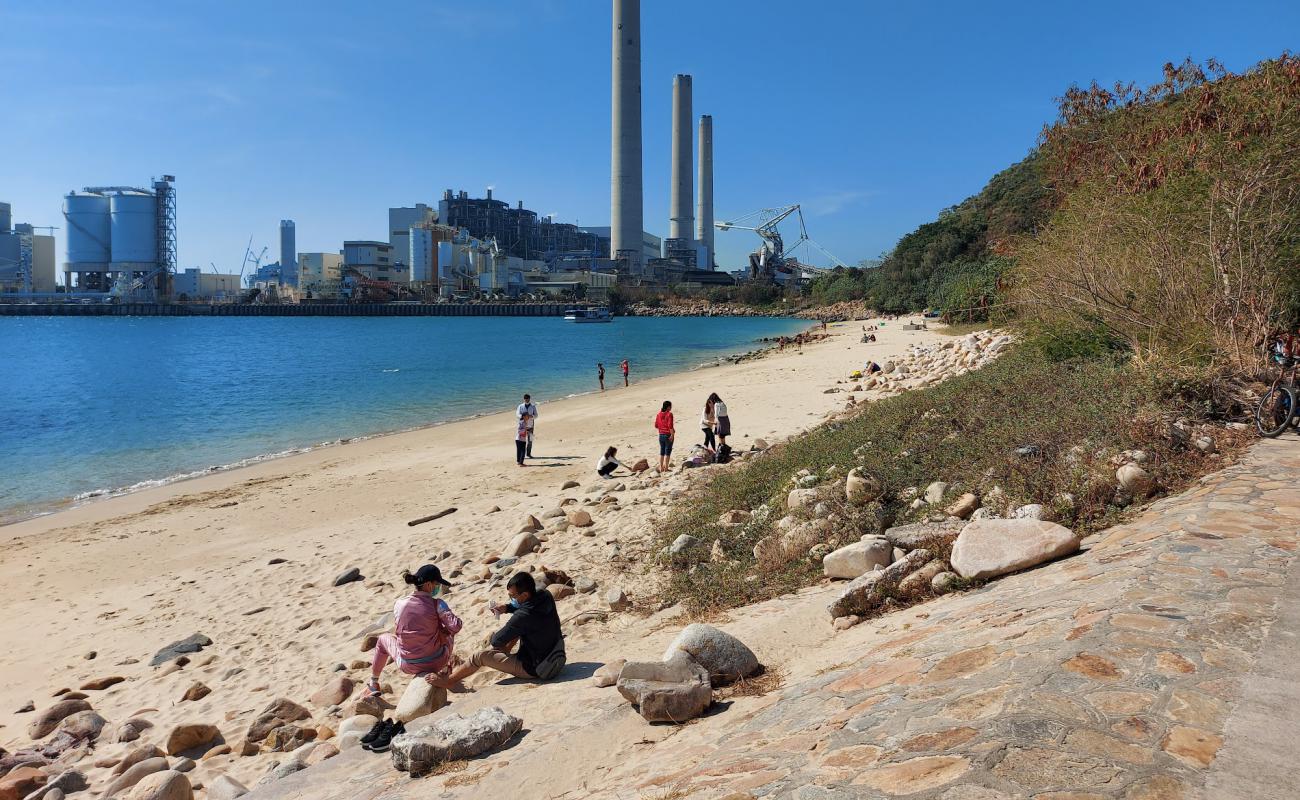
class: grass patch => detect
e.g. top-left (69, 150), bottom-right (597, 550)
top-left (718, 665), bottom-right (787, 700)
top-left (655, 341), bottom-right (1250, 615)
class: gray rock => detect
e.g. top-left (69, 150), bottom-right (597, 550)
top-left (950, 518), bottom-right (1079, 580)
top-left (828, 549), bottom-right (933, 619)
top-left (206, 775), bottom-right (250, 800)
top-left (923, 481), bottom-right (949, 504)
top-left (606, 587), bottom-right (631, 611)
top-left (25, 770), bottom-right (88, 799)
top-left (149, 633), bottom-right (213, 667)
top-left (390, 706), bottom-right (523, 777)
top-left (541, 507), bottom-right (566, 519)
top-left (898, 560), bottom-right (947, 595)
top-left (787, 488), bottom-right (819, 509)
top-left (394, 679), bottom-right (447, 724)
top-left (883, 519), bottom-right (965, 551)
top-left (55, 709), bottom-right (106, 741)
top-left (102, 757), bottom-right (170, 798)
top-left (823, 538), bottom-right (893, 580)
top-left (246, 697), bottom-right (311, 742)
top-left (332, 567), bottom-right (362, 587)
top-left (111, 744), bottom-right (166, 776)
top-left (592, 659), bottom-right (626, 688)
top-left (668, 534), bottom-right (701, 557)
top-left (617, 657), bottom-right (713, 723)
top-left (561, 480), bottom-right (580, 490)
top-left (661, 624), bottom-right (760, 686)
top-left (931, 571), bottom-right (961, 593)
top-left (1010, 503), bottom-right (1046, 520)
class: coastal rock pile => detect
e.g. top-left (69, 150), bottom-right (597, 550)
top-left (849, 330), bottom-right (1012, 398)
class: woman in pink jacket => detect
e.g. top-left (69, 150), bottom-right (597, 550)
top-left (366, 564), bottom-right (463, 697)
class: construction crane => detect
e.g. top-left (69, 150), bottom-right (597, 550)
top-left (715, 204), bottom-right (850, 282)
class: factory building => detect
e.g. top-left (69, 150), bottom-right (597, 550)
top-left (173, 268), bottom-right (241, 301)
top-left (342, 240), bottom-right (401, 283)
top-left (62, 175), bottom-right (177, 296)
top-left (279, 220), bottom-right (297, 287)
top-left (577, 226), bottom-right (660, 266)
top-left (298, 252), bottom-right (343, 298)
top-left (0, 205), bottom-right (57, 293)
top-left (437, 189), bottom-right (605, 263)
top-left (389, 205), bottom-right (436, 272)
top-left (408, 223), bottom-right (459, 284)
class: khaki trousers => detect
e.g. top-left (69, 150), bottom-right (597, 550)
top-left (470, 647), bottom-right (532, 678)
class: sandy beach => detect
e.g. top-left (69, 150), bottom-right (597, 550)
top-left (0, 317), bottom-right (957, 793)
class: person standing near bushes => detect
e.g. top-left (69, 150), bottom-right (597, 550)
top-left (655, 400), bottom-right (675, 472)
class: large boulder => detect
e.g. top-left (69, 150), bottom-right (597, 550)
top-left (617, 657), bottom-right (713, 723)
top-left (882, 519), bottom-right (965, 551)
top-left (150, 633), bottom-right (212, 666)
top-left (246, 698), bottom-right (310, 742)
top-left (125, 769), bottom-right (192, 800)
top-left (26, 699), bottom-right (91, 740)
top-left (102, 756), bottom-right (170, 798)
top-left (661, 624), bottom-right (760, 686)
top-left (55, 709), bottom-right (106, 741)
top-left (390, 707), bottom-right (523, 777)
top-left (394, 679), bottom-right (448, 724)
top-left (949, 518), bottom-right (1079, 580)
top-left (822, 537), bottom-right (892, 579)
top-left (165, 723), bottom-right (221, 756)
top-left (828, 549), bottom-right (933, 619)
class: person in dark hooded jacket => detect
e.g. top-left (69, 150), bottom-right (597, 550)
top-left (446, 571), bottom-right (565, 685)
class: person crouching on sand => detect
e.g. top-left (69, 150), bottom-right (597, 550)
top-left (597, 445), bottom-right (624, 478)
top-left (655, 400), bottom-right (675, 471)
top-left (445, 571), bottom-right (565, 688)
top-left (360, 565), bottom-right (462, 751)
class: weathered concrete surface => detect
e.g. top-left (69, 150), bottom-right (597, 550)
top-left (240, 440), bottom-right (1300, 799)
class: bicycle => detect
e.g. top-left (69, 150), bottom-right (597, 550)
top-left (1255, 340), bottom-right (1298, 437)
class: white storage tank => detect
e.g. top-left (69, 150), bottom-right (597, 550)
top-left (110, 191), bottom-right (157, 265)
top-left (64, 192), bottom-right (112, 264)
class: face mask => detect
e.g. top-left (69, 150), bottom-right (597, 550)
top-left (430, 585), bottom-right (442, 597)
top-left (508, 598), bottom-right (520, 609)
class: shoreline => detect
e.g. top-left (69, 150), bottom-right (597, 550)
top-left (1, 323), bottom-right (810, 529)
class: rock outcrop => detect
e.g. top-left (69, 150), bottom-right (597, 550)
top-left (390, 707), bottom-right (523, 777)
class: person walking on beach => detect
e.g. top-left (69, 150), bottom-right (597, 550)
top-left (711, 393), bottom-right (731, 448)
top-left (445, 571), bottom-right (565, 687)
top-left (597, 446), bottom-right (624, 478)
top-left (656, 400), bottom-right (675, 472)
top-left (598, 363), bottom-right (606, 392)
top-left (700, 396), bottom-right (717, 450)
top-left (515, 412), bottom-right (531, 467)
top-left (621, 359), bottom-right (630, 387)
top-left (361, 564), bottom-right (462, 751)
top-left (516, 394), bottom-right (538, 458)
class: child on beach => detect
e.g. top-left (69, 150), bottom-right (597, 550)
top-left (655, 401), bottom-right (675, 471)
top-left (621, 359), bottom-right (630, 387)
top-left (596, 446), bottom-right (623, 478)
top-left (515, 413), bottom-right (530, 466)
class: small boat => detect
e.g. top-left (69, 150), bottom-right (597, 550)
top-left (563, 306), bottom-right (613, 323)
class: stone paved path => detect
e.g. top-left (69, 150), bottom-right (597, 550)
top-left (245, 440), bottom-right (1300, 800)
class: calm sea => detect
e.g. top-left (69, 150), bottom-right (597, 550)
top-left (0, 315), bottom-right (808, 523)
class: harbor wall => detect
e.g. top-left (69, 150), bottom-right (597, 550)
top-left (0, 303), bottom-right (581, 317)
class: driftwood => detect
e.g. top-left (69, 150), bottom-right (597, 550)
top-left (407, 507), bottom-right (457, 527)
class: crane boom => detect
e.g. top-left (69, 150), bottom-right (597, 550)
top-left (714, 204), bottom-right (848, 281)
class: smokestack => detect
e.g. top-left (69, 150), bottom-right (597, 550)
top-left (611, 0), bottom-right (644, 274)
top-left (696, 114), bottom-right (714, 269)
top-left (670, 74), bottom-right (694, 244)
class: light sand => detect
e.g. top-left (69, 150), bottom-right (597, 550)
top-left (0, 317), bottom-right (956, 791)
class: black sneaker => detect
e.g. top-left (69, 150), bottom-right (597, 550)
top-left (367, 721), bottom-right (404, 753)
top-left (359, 717), bottom-right (389, 748)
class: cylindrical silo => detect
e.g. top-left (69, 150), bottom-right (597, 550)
top-left (669, 74), bottom-right (694, 243)
top-left (696, 114), bottom-right (714, 268)
top-left (64, 192), bottom-right (112, 265)
top-left (611, 0), bottom-right (644, 274)
top-left (110, 191), bottom-right (158, 266)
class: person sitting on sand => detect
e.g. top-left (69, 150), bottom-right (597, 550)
top-left (366, 565), bottom-right (462, 699)
top-left (445, 572), bottom-right (565, 686)
top-left (596, 446), bottom-right (624, 478)
top-left (865, 360), bottom-right (882, 374)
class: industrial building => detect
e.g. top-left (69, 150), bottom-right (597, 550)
top-left (0, 203), bottom-right (57, 294)
top-left (174, 268), bottom-right (241, 300)
top-left (437, 189), bottom-right (605, 263)
top-left (299, 252), bottom-right (343, 298)
top-left (62, 175), bottom-right (177, 297)
top-left (279, 220), bottom-right (297, 287)
top-left (342, 240), bottom-right (401, 283)
top-left (389, 205), bottom-right (436, 271)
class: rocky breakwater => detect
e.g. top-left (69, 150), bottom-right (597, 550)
top-left (834, 330), bottom-right (1012, 404)
top-left (623, 301), bottom-right (789, 318)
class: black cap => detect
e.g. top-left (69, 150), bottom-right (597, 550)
top-left (412, 564), bottom-right (452, 588)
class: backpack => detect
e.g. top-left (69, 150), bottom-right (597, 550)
top-left (533, 635), bottom-right (567, 681)
top-left (716, 444), bottom-right (733, 464)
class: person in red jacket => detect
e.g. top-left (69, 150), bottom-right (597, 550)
top-left (655, 400), bottom-right (675, 472)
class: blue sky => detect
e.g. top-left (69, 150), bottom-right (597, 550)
top-left (1, 0), bottom-right (1295, 275)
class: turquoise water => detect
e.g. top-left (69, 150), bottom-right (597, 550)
top-left (0, 315), bottom-right (808, 523)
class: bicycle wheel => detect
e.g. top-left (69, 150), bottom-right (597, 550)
top-left (1256, 385), bottom-right (1295, 437)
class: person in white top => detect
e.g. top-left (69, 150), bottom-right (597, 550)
top-left (710, 392), bottom-right (731, 446)
top-left (596, 446), bottom-right (624, 478)
top-left (516, 394), bottom-right (538, 458)
top-left (700, 398), bottom-right (717, 450)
